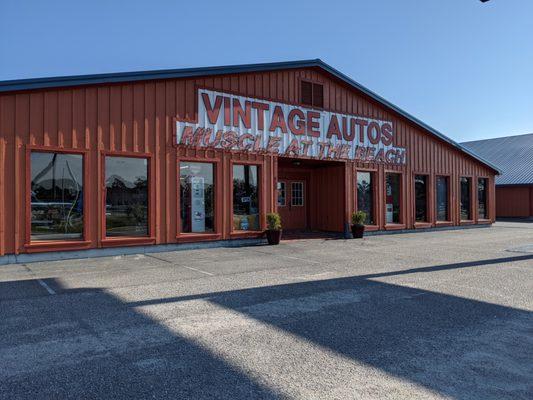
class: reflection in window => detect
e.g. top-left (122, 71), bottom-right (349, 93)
top-left (105, 157), bottom-right (148, 237)
top-left (233, 165), bottom-right (259, 231)
top-left (180, 162), bottom-right (214, 233)
top-left (436, 176), bottom-right (449, 221)
top-left (291, 182), bottom-right (304, 206)
top-left (277, 182), bottom-right (286, 206)
top-left (478, 178), bottom-right (488, 219)
top-left (31, 152), bottom-right (83, 241)
top-left (386, 173), bottom-right (401, 224)
top-left (460, 177), bottom-right (472, 220)
top-left (357, 171), bottom-right (374, 224)
top-left (415, 175), bottom-right (428, 222)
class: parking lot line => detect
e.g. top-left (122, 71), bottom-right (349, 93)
top-left (251, 248), bottom-right (322, 265)
top-left (179, 265), bottom-right (214, 276)
top-left (37, 279), bottom-right (56, 295)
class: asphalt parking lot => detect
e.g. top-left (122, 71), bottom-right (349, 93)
top-left (1, 222), bottom-right (532, 399)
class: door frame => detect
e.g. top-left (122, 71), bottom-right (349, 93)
top-left (277, 176), bottom-right (309, 230)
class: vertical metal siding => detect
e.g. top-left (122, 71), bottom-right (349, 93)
top-left (0, 67), bottom-right (497, 256)
top-left (496, 186), bottom-right (532, 218)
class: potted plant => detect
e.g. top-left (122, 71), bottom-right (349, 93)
top-left (351, 211), bottom-right (367, 239)
top-left (265, 213), bottom-right (282, 245)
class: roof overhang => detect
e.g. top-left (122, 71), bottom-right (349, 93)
top-left (0, 59), bottom-right (501, 174)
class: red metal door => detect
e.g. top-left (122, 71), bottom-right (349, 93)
top-left (278, 179), bottom-right (307, 230)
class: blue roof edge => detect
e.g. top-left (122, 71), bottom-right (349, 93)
top-left (0, 59), bottom-right (501, 174)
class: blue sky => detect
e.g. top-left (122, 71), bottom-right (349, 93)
top-left (1, 0), bottom-right (531, 142)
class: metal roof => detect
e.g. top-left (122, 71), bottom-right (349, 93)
top-left (0, 59), bottom-right (500, 174)
top-left (462, 133), bottom-right (533, 186)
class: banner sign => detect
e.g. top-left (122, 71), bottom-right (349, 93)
top-left (176, 89), bottom-right (407, 165)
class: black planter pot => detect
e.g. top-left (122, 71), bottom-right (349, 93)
top-left (351, 224), bottom-right (365, 239)
top-left (266, 229), bottom-right (282, 245)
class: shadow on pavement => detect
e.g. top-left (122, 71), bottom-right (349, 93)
top-left (0, 279), bottom-right (280, 399)
top-left (1, 253), bottom-right (532, 399)
top-left (130, 253), bottom-right (533, 307)
top-left (129, 254), bottom-right (533, 399)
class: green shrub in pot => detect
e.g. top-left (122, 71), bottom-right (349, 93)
top-left (265, 213), bottom-right (282, 244)
top-left (351, 211), bottom-right (366, 239)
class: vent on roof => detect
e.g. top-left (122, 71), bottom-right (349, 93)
top-left (301, 81), bottom-right (323, 108)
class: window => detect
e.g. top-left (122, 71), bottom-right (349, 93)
top-left (30, 152), bottom-right (84, 241)
top-left (301, 81), bottom-right (312, 105)
top-left (312, 83), bottom-right (324, 108)
top-left (180, 162), bottom-right (214, 233)
top-left (301, 81), bottom-right (324, 108)
top-left (460, 177), bottom-right (472, 220)
top-left (105, 156), bottom-right (148, 237)
top-left (414, 175), bottom-right (428, 222)
top-left (233, 164), bottom-right (260, 231)
top-left (357, 171), bottom-right (374, 224)
top-left (385, 173), bottom-right (401, 224)
top-left (436, 176), bottom-right (449, 221)
top-left (478, 178), bottom-right (489, 219)
top-left (277, 182), bottom-right (286, 206)
top-left (291, 182), bottom-right (304, 206)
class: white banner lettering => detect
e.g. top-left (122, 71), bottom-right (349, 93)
top-left (176, 89), bottom-right (406, 164)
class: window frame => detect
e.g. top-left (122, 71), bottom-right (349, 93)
top-left (413, 172), bottom-right (431, 225)
top-left (355, 168), bottom-right (378, 228)
top-left (177, 155), bottom-right (222, 241)
top-left (229, 160), bottom-right (264, 236)
top-left (101, 151), bottom-right (155, 247)
top-left (25, 146), bottom-right (92, 252)
top-left (384, 171), bottom-right (405, 228)
top-left (299, 78), bottom-right (325, 109)
top-left (290, 181), bottom-right (305, 207)
top-left (459, 175), bottom-right (474, 223)
top-left (435, 174), bottom-right (452, 225)
top-left (277, 181), bottom-right (286, 207)
top-left (477, 176), bottom-right (491, 221)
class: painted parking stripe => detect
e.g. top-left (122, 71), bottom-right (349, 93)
top-left (37, 279), bottom-right (56, 295)
top-left (251, 249), bottom-right (322, 265)
top-left (179, 265), bottom-right (214, 276)
top-left (137, 254), bottom-right (216, 276)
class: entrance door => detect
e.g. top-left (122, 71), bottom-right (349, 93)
top-left (278, 179), bottom-right (307, 230)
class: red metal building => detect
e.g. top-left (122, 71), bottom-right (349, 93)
top-left (0, 60), bottom-right (499, 262)
top-left (462, 133), bottom-right (533, 218)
